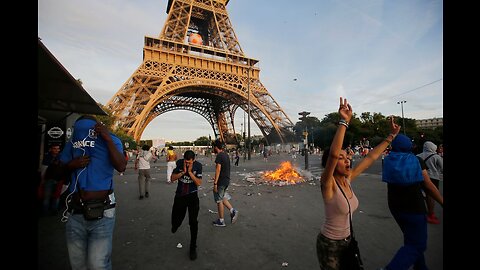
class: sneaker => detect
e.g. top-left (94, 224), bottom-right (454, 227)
top-left (427, 214), bottom-right (440, 224)
top-left (139, 195), bottom-right (144, 200)
top-left (212, 219), bottom-right (226, 227)
top-left (145, 192), bottom-right (149, 198)
top-left (230, 209), bottom-right (239, 224)
top-left (189, 247), bottom-right (197, 260)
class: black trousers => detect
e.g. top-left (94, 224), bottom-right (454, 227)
top-left (171, 192), bottom-right (199, 248)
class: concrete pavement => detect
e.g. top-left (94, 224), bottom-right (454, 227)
top-left (37, 152), bottom-right (443, 269)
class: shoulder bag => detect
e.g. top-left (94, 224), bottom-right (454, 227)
top-left (336, 181), bottom-right (365, 270)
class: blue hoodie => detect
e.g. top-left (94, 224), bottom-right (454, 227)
top-left (382, 134), bottom-right (423, 185)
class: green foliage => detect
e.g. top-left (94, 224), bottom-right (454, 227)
top-left (194, 136), bottom-right (211, 146)
top-left (116, 130), bottom-right (137, 150)
top-left (95, 103), bottom-right (137, 150)
top-left (171, 141), bottom-right (193, 146)
top-left (294, 110), bottom-right (442, 150)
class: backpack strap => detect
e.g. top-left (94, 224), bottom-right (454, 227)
top-left (422, 153), bottom-right (436, 170)
top-left (424, 153), bottom-right (436, 162)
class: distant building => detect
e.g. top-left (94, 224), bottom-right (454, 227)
top-left (415, 117), bottom-right (443, 129)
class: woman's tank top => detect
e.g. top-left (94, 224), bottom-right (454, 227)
top-left (321, 180), bottom-right (359, 240)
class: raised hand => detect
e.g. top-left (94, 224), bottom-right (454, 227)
top-left (338, 97), bottom-right (353, 123)
top-left (94, 122), bottom-right (112, 142)
top-left (388, 115), bottom-right (401, 136)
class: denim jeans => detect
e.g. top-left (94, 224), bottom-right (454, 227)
top-left (42, 179), bottom-right (60, 212)
top-left (386, 212), bottom-right (428, 270)
top-left (66, 208), bottom-right (116, 270)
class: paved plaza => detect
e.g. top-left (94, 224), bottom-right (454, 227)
top-left (38, 152), bottom-right (443, 270)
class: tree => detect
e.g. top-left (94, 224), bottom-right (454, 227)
top-left (95, 104), bottom-right (137, 149)
top-left (194, 136), bottom-right (210, 146)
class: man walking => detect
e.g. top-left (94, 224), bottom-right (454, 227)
top-left (59, 115), bottom-right (126, 270)
top-left (212, 139), bottom-right (238, 227)
top-left (135, 144), bottom-right (157, 199)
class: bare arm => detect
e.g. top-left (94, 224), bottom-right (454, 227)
top-left (95, 123), bottom-right (127, 172)
top-left (170, 170), bottom-right (184, 182)
top-left (320, 97), bottom-right (352, 200)
top-left (422, 169), bottom-right (443, 207)
top-left (213, 163), bottom-right (221, 192)
top-left (171, 161), bottom-right (186, 182)
top-left (350, 116), bottom-right (401, 181)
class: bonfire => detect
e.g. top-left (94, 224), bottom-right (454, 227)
top-left (262, 161), bottom-right (305, 186)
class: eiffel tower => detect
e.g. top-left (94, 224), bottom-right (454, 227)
top-left (106, 0), bottom-right (295, 144)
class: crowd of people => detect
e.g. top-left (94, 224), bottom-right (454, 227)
top-left (38, 98), bottom-right (443, 269)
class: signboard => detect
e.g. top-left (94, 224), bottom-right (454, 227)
top-left (152, 138), bottom-right (166, 149)
top-left (45, 123), bottom-right (66, 153)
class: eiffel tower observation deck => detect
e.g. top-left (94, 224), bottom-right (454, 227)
top-left (106, 0), bottom-right (295, 144)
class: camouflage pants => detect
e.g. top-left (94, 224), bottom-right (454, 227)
top-left (316, 233), bottom-right (351, 270)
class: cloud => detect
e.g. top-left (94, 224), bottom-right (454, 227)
top-left (39, 0), bottom-right (442, 141)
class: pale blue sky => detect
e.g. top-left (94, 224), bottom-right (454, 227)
top-left (38, 0), bottom-right (443, 142)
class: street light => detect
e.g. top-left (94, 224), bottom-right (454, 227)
top-left (247, 66), bottom-right (252, 160)
top-left (298, 111), bottom-right (310, 170)
top-left (241, 121), bottom-right (246, 162)
top-left (397, 100), bottom-right (407, 135)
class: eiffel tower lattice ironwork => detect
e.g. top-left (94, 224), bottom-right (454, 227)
top-left (106, 0), bottom-right (295, 144)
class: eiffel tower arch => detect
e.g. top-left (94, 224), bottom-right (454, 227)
top-left (106, 0), bottom-right (295, 144)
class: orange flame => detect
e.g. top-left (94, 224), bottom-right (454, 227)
top-left (263, 161), bottom-right (304, 185)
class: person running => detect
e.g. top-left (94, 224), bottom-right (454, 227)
top-left (212, 139), bottom-right (238, 227)
top-left (170, 150), bottom-right (202, 260)
top-left (317, 97), bottom-right (400, 269)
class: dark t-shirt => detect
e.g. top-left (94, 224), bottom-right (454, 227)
top-left (173, 159), bottom-right (202, 197)
top-left (215, 151), bottom-right (230, 186)
top-left (387, 156), bottom-right (427, 214)
top-left (43, 153), bottom-right (63, 181)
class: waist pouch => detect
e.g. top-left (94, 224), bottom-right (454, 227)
top-left (70, 199), bottom-right (115, 220)
top-left (83, 200), bottom-right (107, 220)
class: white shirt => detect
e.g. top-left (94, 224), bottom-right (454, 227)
top-left (137, 150), bottom-right (153, 169)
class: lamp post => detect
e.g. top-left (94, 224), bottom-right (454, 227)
top-left (299, 111), bottom-right (310, 170)
top-left (241, 121), bottom-right (246, 162)
top-left (310, 127), bottom-right (314, 149)
top-left (247, 67), bottom-right (251, 160)
top-left (397, 100), bottom-right (407, 135)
